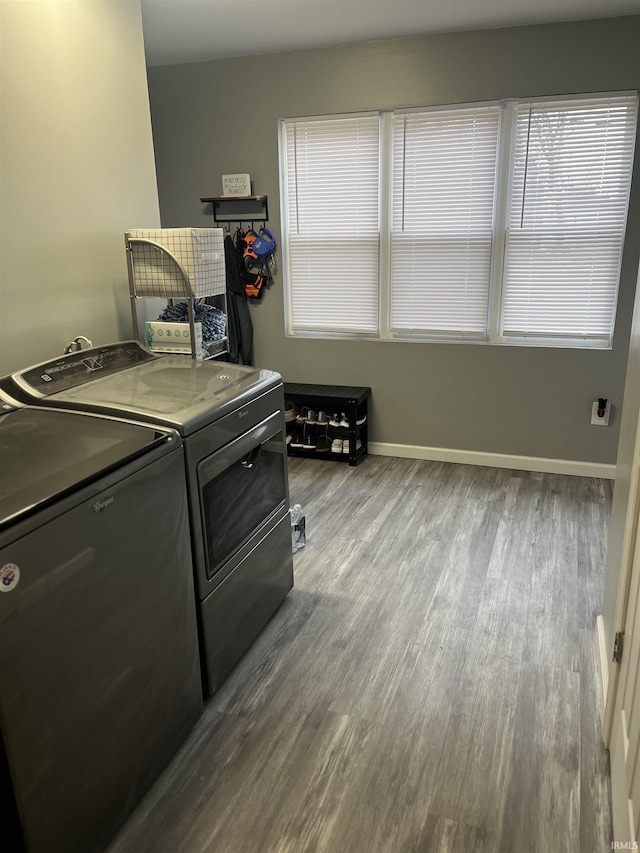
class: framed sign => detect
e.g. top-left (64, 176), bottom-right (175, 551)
top-left (222, 174), bottom-right (251, 196)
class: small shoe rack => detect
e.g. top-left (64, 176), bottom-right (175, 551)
top-left (284, 383), bottom-right (371, 467)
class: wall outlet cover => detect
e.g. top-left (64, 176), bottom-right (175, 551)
top-left (591, 400), bottom-right (611, 426)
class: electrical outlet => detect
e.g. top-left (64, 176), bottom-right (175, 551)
top-left (591, 400), bottom-right (610, 426)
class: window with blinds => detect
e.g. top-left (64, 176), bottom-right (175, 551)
top-left (501, 94), bottom-right (638, 343)
top-left (279, 92), bottom-right (637, 347)
top-left (390, 104), bottom-right (500, 336)
top-left (281, 114), bottom-right (380, 335)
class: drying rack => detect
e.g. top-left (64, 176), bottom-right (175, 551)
top-left (125, 233), bottom-right (228, 361)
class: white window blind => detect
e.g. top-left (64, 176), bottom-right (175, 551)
top-left (390, 104), bottom-right (500, 336)
top-left (282, 115), bottom-right (380, 334)
top-left (502, 94), bottom-right (638, 343)
top-left (280, 93), bottom-right (637, 347)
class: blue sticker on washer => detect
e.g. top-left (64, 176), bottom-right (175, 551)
top-left (0, 564), bottom-right (20, 592)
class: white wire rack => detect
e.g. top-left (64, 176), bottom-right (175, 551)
top-left (125, 229), bottom-right (228, 360)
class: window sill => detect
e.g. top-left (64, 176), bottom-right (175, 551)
top-left (285, 331), bottom-right (613, 351)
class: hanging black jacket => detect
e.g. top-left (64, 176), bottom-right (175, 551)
top-left (224, 234), bottom-right (253, 365)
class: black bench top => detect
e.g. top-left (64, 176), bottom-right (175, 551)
top-left (283, 383), bottom-right (371, 405)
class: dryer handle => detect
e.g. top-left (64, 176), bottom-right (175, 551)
top-left (240, 445), bottom-right (262, 469)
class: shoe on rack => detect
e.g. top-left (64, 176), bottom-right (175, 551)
top-left (286, 434), bottom-right (292, 445)
top-left (339, 413), bottom-right (349, 428)
top-left (284, 400), bottom-right (297, 422)
top-left (316, 434), bottom-right (331, 453)
top-left (329, 413), bottom-right (342, 427)
top-left (303, 423), bottom-right (317, 449)
top-left (355, 414), bottom-right (367, 426)
top-left (342, 439), bottom-right (362, 454)
top-left (290, 434), bottom-right (304, 448)
top-left (317, 411), bottom-right (329, 425)
top-left (295, 406), bottom-right (310, 425)
top-left (331, 438), bottom-right (343, 453)
top-left (306, 410), bottom-right (318, 424)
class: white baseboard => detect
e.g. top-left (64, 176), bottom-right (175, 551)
top-left (367, 441), bottom-right (616, 479)
top-left (597, 615), bottom-right (610, 724)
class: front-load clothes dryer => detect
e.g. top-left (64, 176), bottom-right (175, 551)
top-left (2, 341), bottom-right (295, 696)
top-left (0, 390), bottom-right (202, 853)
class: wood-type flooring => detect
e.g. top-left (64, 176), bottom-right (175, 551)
top-left (109, 456), bottom-right (613, 853)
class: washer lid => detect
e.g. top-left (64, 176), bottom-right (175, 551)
top-left (0, 407), bottom-right (174, 531)
top-left (19, 358), bottom-right (280, 435)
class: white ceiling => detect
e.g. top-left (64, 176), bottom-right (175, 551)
top-left (141, 0), bottom-right (640, 67)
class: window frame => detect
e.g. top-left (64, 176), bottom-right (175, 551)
top-left (278, 91), bottom-right (638, 350)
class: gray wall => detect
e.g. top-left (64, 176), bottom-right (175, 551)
top-left (147, 16), bottom-right (640, 463)
top-left (0, 0), bottom-right (160, 375)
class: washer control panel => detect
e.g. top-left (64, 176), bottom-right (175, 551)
top-left (15, 341), bottom-right (156, 396)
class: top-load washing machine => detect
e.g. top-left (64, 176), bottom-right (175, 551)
top-left (2, 341), bottom-right (295, 696)
top-left (0, 388), bottom-right (202, 853)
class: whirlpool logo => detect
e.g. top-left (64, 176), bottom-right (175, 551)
top-left (0, 564), bottom-right (20, 593)
top-left (92, 496), bottom-right (114, 513)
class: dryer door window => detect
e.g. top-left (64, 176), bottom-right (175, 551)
top-left (198, 416), bottom-right (287, 579)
